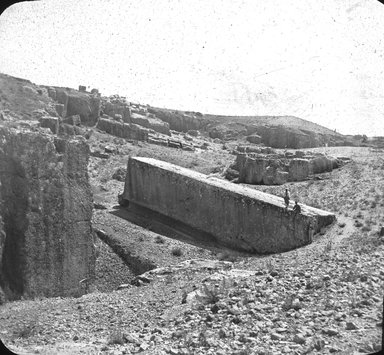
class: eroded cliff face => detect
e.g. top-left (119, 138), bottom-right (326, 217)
top-left (0, 125), bottom-right (95, 302)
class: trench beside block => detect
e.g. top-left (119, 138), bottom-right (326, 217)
top-left (123, 157), bottom-right (336, 253)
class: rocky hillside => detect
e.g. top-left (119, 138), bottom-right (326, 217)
top-left (0, 72), bottom-right (382, 354)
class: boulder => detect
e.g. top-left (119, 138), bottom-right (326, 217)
top-left (114, 114), bottom-right (123, 122)
top-left (96, 118), bottom-right (149, 141)
top-left (187, 130), bottom-right (199, 137)
top-left (246, 134), bottom-right (262, 144)
top-left (56, 89), bottom-right (100, 126)
top-left (0, 126), bottom-right (95, 301)
top-left (239, 157), bottom-right (267, 184)
top-left (102, 101), bottom-right (131, 123)
top-left (254, 125), bottom-right (322, 149)
top-left (63, 114), bottom-right (81, 126)
top-left (288, 159), bottom-right (311, 181)
top-left (39, 116), bottom-right (59, 135)
top-left (263, 166), bottom-right (288, 185)
top-left (130, 113), bottom-right (170, 136)
top-left (112, 167), bottom-right (126, 182)
top-left (310, 156), bottom-right (333, 174)
top-left (59, 123), bottom-right (88, 137)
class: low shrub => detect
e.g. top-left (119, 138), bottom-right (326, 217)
top-left (171, 247), bottom-right (183, 256)
top-left (154, 235), bottom-right (165, 244)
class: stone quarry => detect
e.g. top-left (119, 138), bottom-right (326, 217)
top-left (0, 125), bottom-right (95, 302)
top-left (227, 145), bottom-right (343, 185)
top-left (121, 157), bottom-right (336, 254)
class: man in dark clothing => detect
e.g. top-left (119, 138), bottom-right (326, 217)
top-left (284, 188), bottom-right (290, 209)
top-left (293, 201), bottom-right (301, 214)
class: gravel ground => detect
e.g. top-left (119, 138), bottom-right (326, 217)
top-left (0, 145), bottom-right (383, 355)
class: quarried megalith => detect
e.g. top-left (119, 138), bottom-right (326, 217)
top-left (122, 157), bottom-right (335, 254)
top-left (0, 125), bottom-right (95, 302)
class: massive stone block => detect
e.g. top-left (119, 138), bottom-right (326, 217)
top-left (96, 118), bottom-right (149, 141)
top-left (56, 89), bottom-right (100, 126)
top-left (0, 126), bottom-right (95, 302)
top-left (147, 108), bottom-right (205, 132)
top-left (122, 157), bottom-right (335, 254)
top-left (310, 156), bottom-right (334, 174)
top-left (288, 158), bottom-right (311, 181)
top-left (130, 113), bottom-right (171, 136)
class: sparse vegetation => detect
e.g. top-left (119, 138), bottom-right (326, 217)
top-left (1, 72), bottom-right (383, 354)
top-left (107, 330), bottom-right (126, 345)
top-left (154, 235), bottom-right (165, 244)
top-left (171, 246), bottom-right (183, 256)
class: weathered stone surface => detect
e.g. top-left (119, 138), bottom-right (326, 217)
top-left (122, 157), bottom-right (335, 253)
top-left (55, 103), bottom-right (65, 117)
top-left (59, 123), bottom-right (88, 137)
top-left (102, 101), bottom-right (131, 123)
top-left (63, 114), bottom-right (81, 126)
top-left (96, 118), bottom-right (149, 141)
top-left (39, 116), bottom-right (59, 135)
top-left (0, 126), bottom-right (95, 301)
top-left (239, 157), bottom-right (267, 184)
top-left (187, 130), bottom-right (199, 137)
top-left (288, 159), bottom-right (311, 181)
top-left (238, 157), bottom-right (288, 185)
top-left (246, 134), bottom-right (262, 144)
top-left (131, 113), bottom-right (170, 136)
top-left (56, 89), bottom-right (100, 126)
top-left (148, 108), bottom-right (205, 132)
top-left (148, 136), bottom-right (169, 147)
top-left (310, 156), bottom-right (333, 174)
top-left (47, 87), bottom-right (57, 100)
top-left (250, 125), bottom-right (324, 149)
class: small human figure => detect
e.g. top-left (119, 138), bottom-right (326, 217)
top-left (284, 188), bottom-right (290, 209)
top-left (293, 201), bottom-right (301, 214)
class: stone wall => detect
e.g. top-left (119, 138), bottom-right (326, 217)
top-left (0, 126), bottom-right (95, 302)
top-left (122, 157), bottom-right (335, 254)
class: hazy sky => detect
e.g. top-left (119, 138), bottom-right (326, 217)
top-left (0, 0), bottom-right (383, 136)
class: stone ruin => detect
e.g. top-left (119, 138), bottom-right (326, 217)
top-left (121, 157), bottom-right (336, 254)
top-left (226, 145), bottom-right (344, 185)
top-left (0, 125), bottom-right (95, 303)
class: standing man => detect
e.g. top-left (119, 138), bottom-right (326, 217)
top-left (284, 188), bottom-right (290, 209)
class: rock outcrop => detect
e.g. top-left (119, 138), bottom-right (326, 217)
top-left (147, 107), bottom-right (205, 132)
top-left (232, 149), bottom-right (343, 185)
top-left (130, 113), bottom-right (170, 136)
top-left (248, 125), bottom-right (323, 149)
top-left (238, 155), bottom-right (288, 185)
top-left (0, 125), bottom-right (95, 302)
top-left (288, 158), bottom-right (311, 181)
top-left (96, 117), bottom-right (149, 141)
top-left (103, 100), bottom-right (131, 123)
top-left (53, 88), bottom-right (100, 126)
